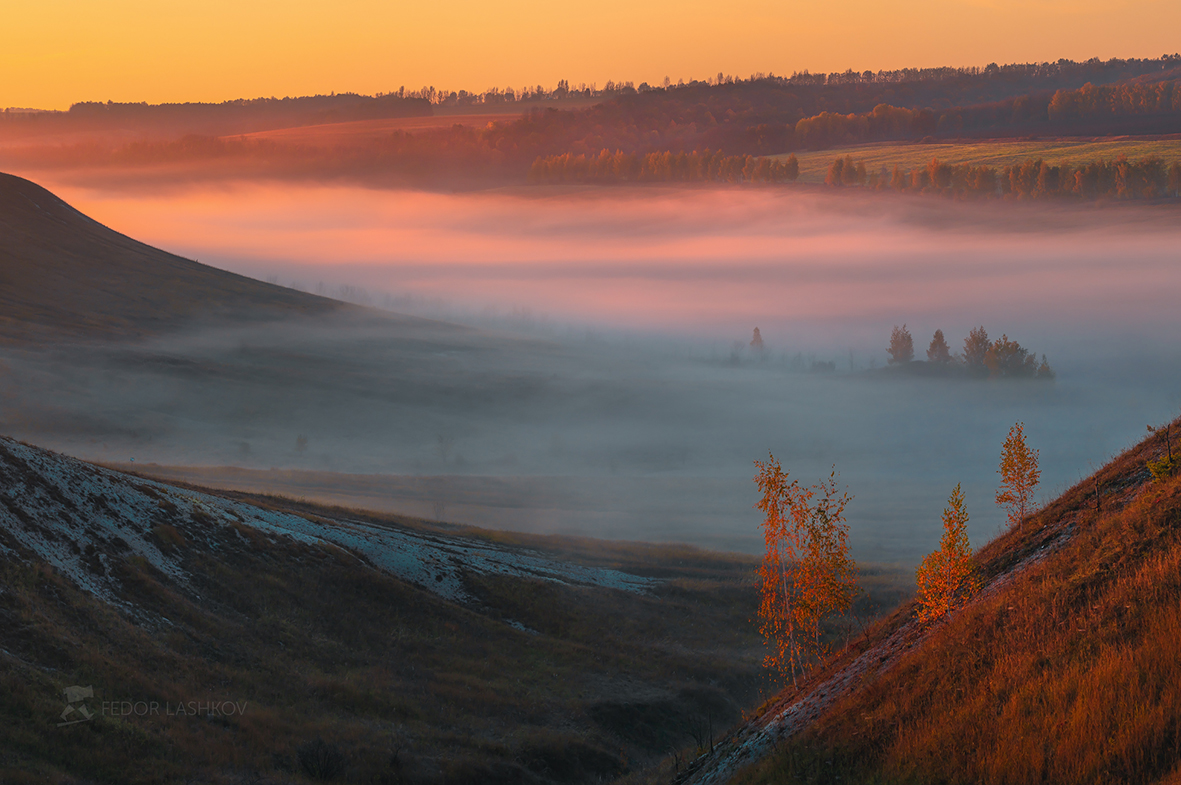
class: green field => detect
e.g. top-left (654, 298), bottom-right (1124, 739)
top-left (778, 138), bottom-right (1181, 184)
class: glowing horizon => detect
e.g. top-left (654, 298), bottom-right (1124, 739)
top-left (4, 0), bottom-right (1179, 111)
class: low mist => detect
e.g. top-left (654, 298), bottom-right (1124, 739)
top-left (3, 177), bottom-right (1179, 563)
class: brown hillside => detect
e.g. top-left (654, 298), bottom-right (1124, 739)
top-left (0, 436), bottom-right (767, 783)
top-left (0, 172), bottom-right (341, 343)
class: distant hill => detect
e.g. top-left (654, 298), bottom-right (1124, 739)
top-left (5, 55), bottom-right (1181, 190)
top-left (0, 172), bottom-right (342, 342)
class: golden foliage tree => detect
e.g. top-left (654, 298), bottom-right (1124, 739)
top-left (996, 422), bottom-right (1040, 528)
top-left (915, 483), bottom-right (979, 623)
top-left (755, 455), bottom-right (857, 685)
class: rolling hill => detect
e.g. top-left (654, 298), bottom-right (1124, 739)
top-left (0, 172), bottom-right (344, 343)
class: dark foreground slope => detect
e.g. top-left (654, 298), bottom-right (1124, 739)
top-left (0, 435), bottom-right (770, 784)
top-left (680, 417), bottom-right (1181, 785)
top-left (0, 172), bottom-right (344, 342)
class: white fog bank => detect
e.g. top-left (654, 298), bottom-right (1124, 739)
top-left (4, 179), bottom-right (1179, 563)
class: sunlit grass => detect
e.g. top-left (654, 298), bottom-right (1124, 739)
top-left (777, 138), bottom-right (1181, 183)
top-left (733, 416), bottom-right (1181, 784)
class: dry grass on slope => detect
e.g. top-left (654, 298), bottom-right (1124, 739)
top-left (733, 417), bottom-right (1181, 785)
top-left (0, 437), bottom-right (774, 785)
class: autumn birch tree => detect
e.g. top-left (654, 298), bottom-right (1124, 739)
top-left (915, 484), bottom-right (979, 623)
top-left (996, 422), bottom-right (1040, 528)
top-left (755, 455), bottom-right (857, 685)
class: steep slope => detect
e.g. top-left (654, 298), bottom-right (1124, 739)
top-left (0, 172), bottom-right (342, 342)
top-left (0, 435), bottom-right (765, 783)
top-left (680, 417), bottom-right (1181, 785)
top-left (0, 437), bottom-right (655, 608)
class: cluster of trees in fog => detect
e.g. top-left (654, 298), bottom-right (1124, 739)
top-left (527, 150), bottom-right (799, 184)
top-left (888, 324), bottom-right (1054, 379)
top-left (756, 420), bottom-right (1044, 681)
top-left (825, 155), bottom-right (1181, 199)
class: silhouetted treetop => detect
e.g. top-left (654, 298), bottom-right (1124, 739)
top-left (927, 330), bottom-right (952, 364)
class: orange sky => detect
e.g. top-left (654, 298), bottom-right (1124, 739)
top-left (5, 0), bottom-right (1180, 110)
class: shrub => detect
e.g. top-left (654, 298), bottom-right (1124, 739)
top-left (297, 738), bottom-right (347, 781)
top-left (1148, 455), bottom-right (1176, 483)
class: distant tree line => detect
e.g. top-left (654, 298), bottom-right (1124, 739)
top-left (527, 150), bottom-right (799, 184)
top-left (826, 154), bottom-right (1181, 200)
top-left (788, 81), bottom-right (1181, 151)
top-left (406, 79), bottom-right (648, 108)
top-left (0, 94), bottom-right (432, 140)
top-left (421, 54), bottom-right (1181, 111)
top-left (453, 59), bottom-right (1181, 162)
top-left (888, 324), bottom-right (1054, 379)
top-left (1047, 80), bottom-right (1181, 121)
top-left (7, 54), bottom-right (1181, 187)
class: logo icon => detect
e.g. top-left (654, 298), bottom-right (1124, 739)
top-left (59, 685), bottom-right (94, 726)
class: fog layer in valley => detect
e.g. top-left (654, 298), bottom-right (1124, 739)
top-left (4, 179), bottom-right (1179, 563)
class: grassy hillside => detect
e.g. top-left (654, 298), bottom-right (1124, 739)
top-left (722, 415), bottom-right (1181, 784)
top-left (0, 172), bottom-right (344, 343)
top-left (0, 435), bottom-right (779, 784)
top-left (782, 137), bottom-right (1181, 184)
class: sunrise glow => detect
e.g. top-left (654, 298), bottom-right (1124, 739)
top-left (3, 0), bottom-right (1179, 109)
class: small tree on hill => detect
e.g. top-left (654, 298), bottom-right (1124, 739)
top-left (784, 154), bottom-right (800, 181)
top-left (887, 324), bottom-right (914, 364)
top-left (927, 330), bottom-right (952, 363)
top-left (1147, 423), bottom-right (1176, 482)
top-left (842, 155), bottom-right (858, 186)
top-left (915, 484), bottom-right (979, 623)
top-left (755, 455), bottom-right (857, 686)
top-left (890, 164), bottom-right (907, 191)
top-left (826, 157), bottom-right (845, 187)
top-left (996, 422), bottom-right (1040, 528)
